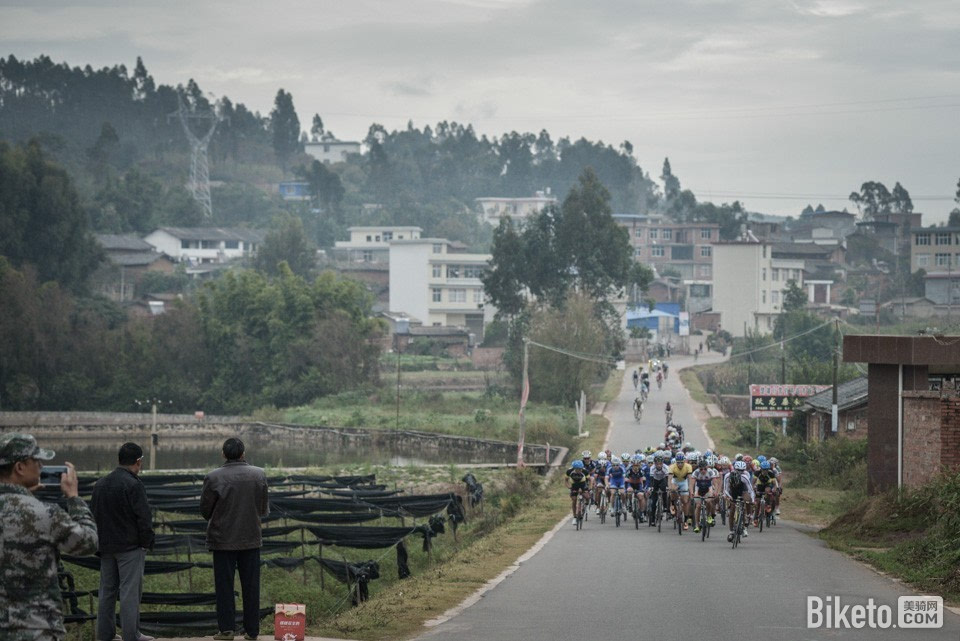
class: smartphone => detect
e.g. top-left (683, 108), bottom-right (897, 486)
top-left (40, 465), bottom-right (68, 487)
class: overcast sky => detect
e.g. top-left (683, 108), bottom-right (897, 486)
top-left (3, 0), bottom-right (959, 219)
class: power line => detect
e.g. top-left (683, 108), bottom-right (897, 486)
top-left (728, 319), bottom-right (834, 360)
top-left (526, 339), bottom-right (620, 366)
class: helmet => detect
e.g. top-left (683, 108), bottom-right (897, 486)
top-left (761, 461), bottom-right (771, 470)
top-left (769, 457), bottom-right (779, 465)
top-left (704, 449), bottom-right (713, 457)
top-left (706, 455), bottom-right (717, 467)
top-left (735, 453), bottom-right (743, 461)
top-left (684, 441), bottom-right (692, 449)
top-left (572, 460), bottom-right (584, 469)
top-left (653, 453), bottom-right (663, 463)
top-left (718, 456), bottom-right (730, 466)
top-left (598, 452), bottom-right (607, 460)
top-left (743, 455), bottom-right (753, 464)
top-left (622, 452), bottom-right (631, 461)
top-left (611, 456), bottom-right (622, 465)
top-left (582, 450), bottom-right (591, 458)
top-left (658, 442), bottom-right (666, 450)
top-left (757, 455), bottom-right (767, 463)
top-left (689, 450), bottom-right (701, 462)
top-left (734, 460), bottom-right (747, 471)
top-left (698, 458), bottom-right (707, 468)
top-left (632, 454), bottom-right (643, 464)
top-left (646, 455), bottom-right (654, 464)
top-left (675, 452), bottom-right (686, 462)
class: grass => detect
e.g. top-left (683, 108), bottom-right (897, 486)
top-left (679, 366), bottom-right (712, 405)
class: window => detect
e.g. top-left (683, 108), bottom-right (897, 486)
top-left (762, 268), bottom-right (767, 281)
top-left (432, 243), bottom-right (443, 254)
top-left (201, 240), bottom-right (218, 249)
top-left (362, 250), bottom-right (373, 262)
top-left (383, 231), bottom-right (393, 241)
top-left (447, 265), bottom-right (460, 279)
top-left (772, 291), bottom-right (780, 305)
top-left (432, 264), bottom-right (442, 278)
top-left (936, 253), bottom-right (951, 267)
top-left (916, 254), bottom-right (929, 267)
top-left (635, 248), bottom-right (642, 257)
top-left (366, 235), bottom-right (372, 242)
top-left (699, 265), bottom-right (711, 278)
top-left (224, 241), bottom-right (239, 250)
top-left (700, 228), bottom-right (712, 240)
top-left (464, 265), bottom-right (483, 278)
top-left (181, 240), bottom-right (190, 249)
top-left (649, 229), bottom-right (659, 240)
top-left (763, 245), bottom-right (767, 258)
top-left (771, 268), bottom-right (779, 281)
top-left (916, 233), bottom-right (931, 246)
top-left (651, 246), bottom-right (665, 257)
top-left (662, 229), bottom-right (673, 241)
top-left (635, 228), bottom-right (643, 238)
top-left (449, 289), bottom-right (466, 303)
top-left (473, 289), bottom-right (483, 303)
top-left (762, 290), bottom-right (766, 304)
top-left (432, 288), bottom-right (442, 302)
top-left (700, 246), bottom-right (712, 258)
top-left (936, 232), bottom-right (951, 245)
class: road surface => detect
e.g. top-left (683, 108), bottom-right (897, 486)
top-left (419, 352), bottom-right (960, 641)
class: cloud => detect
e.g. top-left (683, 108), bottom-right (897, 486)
top-left (381, 77), bottom-right (437, 97)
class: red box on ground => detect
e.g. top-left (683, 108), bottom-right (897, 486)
top-left (274, 603), bottom-right (306, 641)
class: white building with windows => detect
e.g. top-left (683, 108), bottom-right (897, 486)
top-left (712, 240), bottom-right (805, 336)
top-left (304, 139), bottom-right (362, 164)
top-left (388, 238), bottom-right (494, 335)
top-left (143, 227), bottom-right (265, 264)
top-left (332, 226), bottom-right (422, 263)
top-left (475, 191), bottom-right (557, 225)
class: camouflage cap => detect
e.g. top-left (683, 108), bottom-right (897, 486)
top-left (0, 433), bottom-right (56, 466)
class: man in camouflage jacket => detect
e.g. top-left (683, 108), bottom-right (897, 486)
top-left (0, 433), bottom-right (99, 641)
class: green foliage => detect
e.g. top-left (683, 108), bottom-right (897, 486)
top-left (0, 141), bottom-right (104, 291)
top-left (781, 279), bottom-right (807, 312)
top-left (848, 180), bottom-right (913, 218)
top-left (254, 212), bottom-right (316, 278)
top-left (270, 89), bottom-right (302, 170)
top-left (481, 318), bottom-right (508, 347)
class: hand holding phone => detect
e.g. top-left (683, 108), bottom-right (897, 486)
top-left (60, 463), bottom-right (79, 498)
top-left (40, 465), bottom-right (68, 487)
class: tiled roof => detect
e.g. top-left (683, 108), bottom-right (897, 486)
top-left (802, 377), bottom-right (868, 413)
top-left (96, 234), bottom-right (153, 251)
top-left (155, 227), bottom-right (266, 242)
top-left (109, 252), bottom-right (170, 267)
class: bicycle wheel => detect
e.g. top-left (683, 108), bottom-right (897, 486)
top-left (656, 496), bottom-right (663, 533)
top-left (634, 496), bottom-right (640, 529)
top-left (676, 499), bottom-right (683, 536)
top-left (599, 494), bottom-right (607, 525)
top-left (614, 494), bottom-right (621, 528)
top-left (758, 498), bottom-right (765, 533)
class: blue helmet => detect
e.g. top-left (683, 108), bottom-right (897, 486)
top-left (760, 461), bottom-right (771, 470)
top-left (572, 460), bottom-right (584, 469)
top-left (757, 455), bottom-right (767, 463)
top-left (675, 452), bottom-right (685, 462)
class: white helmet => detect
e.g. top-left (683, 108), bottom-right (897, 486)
top-left (769, 457), bottom-right (779, 465)
top-left (718, 456), bottom-right (730, 466)
top-left (581, 450), bottom-right (592, 458)
top-left (611, 456), bottom-right (622, 465)
top-left (597, 452), bottom-right (607, 460)
top-left (735, 453), bottom-right (743, 461)
top-left (734, 460), bottom-right (747, 471)
top-left (688, 451), bottom-right (700, 463)
top-left (646, 454), bottom-right (655, 464)
top-left (684, 441), bottom-right (692, 449)
top-left (706, 455), bottom-right (717, 466)
top-left (658, 442), bottom-right (666, 450)
top-left (621, 452), bottom-right (631, 461)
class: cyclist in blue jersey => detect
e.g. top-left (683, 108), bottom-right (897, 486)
top-left (606, 455), bottom-right (627, 519)
top-left (625, 455), bottom-right (647, 522)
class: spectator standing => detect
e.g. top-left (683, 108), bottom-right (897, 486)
top-left (91, 442), bottom-right (155, 641)
top-left (201, 438), bottom-right (269, 640)
top-left (0, 433), bottom-right (99, 640)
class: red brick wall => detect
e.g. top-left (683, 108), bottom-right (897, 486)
top-left (940, 394), bottom-right (960, 473)
top-left (902, 393), bottom-right (941, 489)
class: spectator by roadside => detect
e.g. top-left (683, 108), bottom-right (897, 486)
top-left (201, 438), bottom-right (269, 641)
top-left (91, 442), bottom-right (155, 641)
top-left (0, 433), bottom-right (98, 640)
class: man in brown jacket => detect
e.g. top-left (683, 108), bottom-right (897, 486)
top-left (200, 438), bottom-right (268, 640)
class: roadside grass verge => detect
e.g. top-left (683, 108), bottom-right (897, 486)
top-left (679, 367), bottom-right (712, 406)
top-left (819, 471), bottom-right (960, 604)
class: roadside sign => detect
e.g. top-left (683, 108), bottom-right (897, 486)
top-left (749, 384), bottom-right (830, 418)
top-left (678, 312), bottom-right (690, 336)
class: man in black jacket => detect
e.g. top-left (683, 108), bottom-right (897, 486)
top-left (201, 437), bottom-right (269, 640)
top-left (91, 442), bottom-right (155, 641)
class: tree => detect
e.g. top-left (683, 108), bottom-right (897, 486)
top-left (661, 157), bottom-right (680, 204)
top-left (270, 89), bottom-right (301, 171)
top-left (295, 160), bottom-right (345, 216)
top-left (890, 182), bottom-right (913, 213)
top-left (950, 210), bottom-right (960, 227)
top-left (254, 213), bottom-right (316, 278)
top-left (0, 141), bottom-right (103, 290)
top-left (310, 114), bottom-right (324, 141)
top-left (782, 279), bottom-right (807, 312)
top-left (849, 181), bottom-right (892, 219)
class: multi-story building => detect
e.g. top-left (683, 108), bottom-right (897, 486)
top-left (303, 138), bottom-right (362, 164)
top-left (332, 226), bottom-right (422, 263)
top-left (613, 214), bottom-right (719, 281)
top-left (910, 225), bottom-right (960, 304)
top-left (475, 191), bottom-right (557, 226)
top-left (388, 238), bottom-right (494, 336)
top-left (712, 240), bottom-right (805, 336)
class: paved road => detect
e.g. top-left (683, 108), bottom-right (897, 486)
top-left (420, 352), bottom-right (960, 641)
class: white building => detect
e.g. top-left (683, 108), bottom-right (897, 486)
top-left (712, 240), bottom-right (805, 336)
top-left (304, 139), bottom-right (361, 164)
top-left (475, 190), bottom-right (557, 225)
top-left (144, 227), bottom-right (265, 264)
top-left (332, 226), bottom-right (422, 263)
top-left (388, 238), bottom-right (494, 335)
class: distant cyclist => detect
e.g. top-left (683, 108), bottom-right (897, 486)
top-left (662, 362), bottom-right (669, 380)
top-left (632, 369), bottom-right (639, 390)
top-left (665, 402), bottom-right (673, 426)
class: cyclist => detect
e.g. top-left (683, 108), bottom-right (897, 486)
top-left (592, 452), bottom-right (608, 514)
top-left (645, 452), bottom-right (670, 526)
top-left (606, 455), bottom-right (627, 519)
top-left (663, 362), bottom-right (669, 380)
top-left (769, 456), bottom-right (782, 515)
top-left (665, 402), bottom-right (673, 426)
top-left (580, 450), bottom-right (596, 485)
top-left (753, 461), bottom-right (779, 526)
top-left (691, 457), bottom-right (718, 533)
top-left (668, 452), bottom-right (693, 529)
top-left (724, 460), bottom-right (755, 542)
top-left (565, 460), bottom-right (590, 522)
top-left (633, 396), bottom-right (644, 420)
top-left (656, 370), bottom-right (663, 390)
top-left (632, 369), bottom-right (639, 390)
top-left (625, 455), bottom-right (647, 521)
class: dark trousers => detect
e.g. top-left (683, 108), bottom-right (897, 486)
top-left (97, 548), bottom-right (145, 641)
top-left (212, 548), bottom-right (261, 636)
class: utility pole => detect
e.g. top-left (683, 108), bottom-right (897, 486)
top-left (517, 338), bottom-right (530, 466)
top-left (831, 318), bottom-right (839, 434)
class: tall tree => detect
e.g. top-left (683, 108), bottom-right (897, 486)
top-left (661, 157), bottom-right (681, 202)
top-left (270, 89), bottom-right (301, 172)
top-left (849, 181), bottom-right (892, 219)
top-left (310, 114), bottom-right (324, 141)
top-left (254, 213), bottom-right (316, 278)
top-left (890, 181), bottom-right (913, 213)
